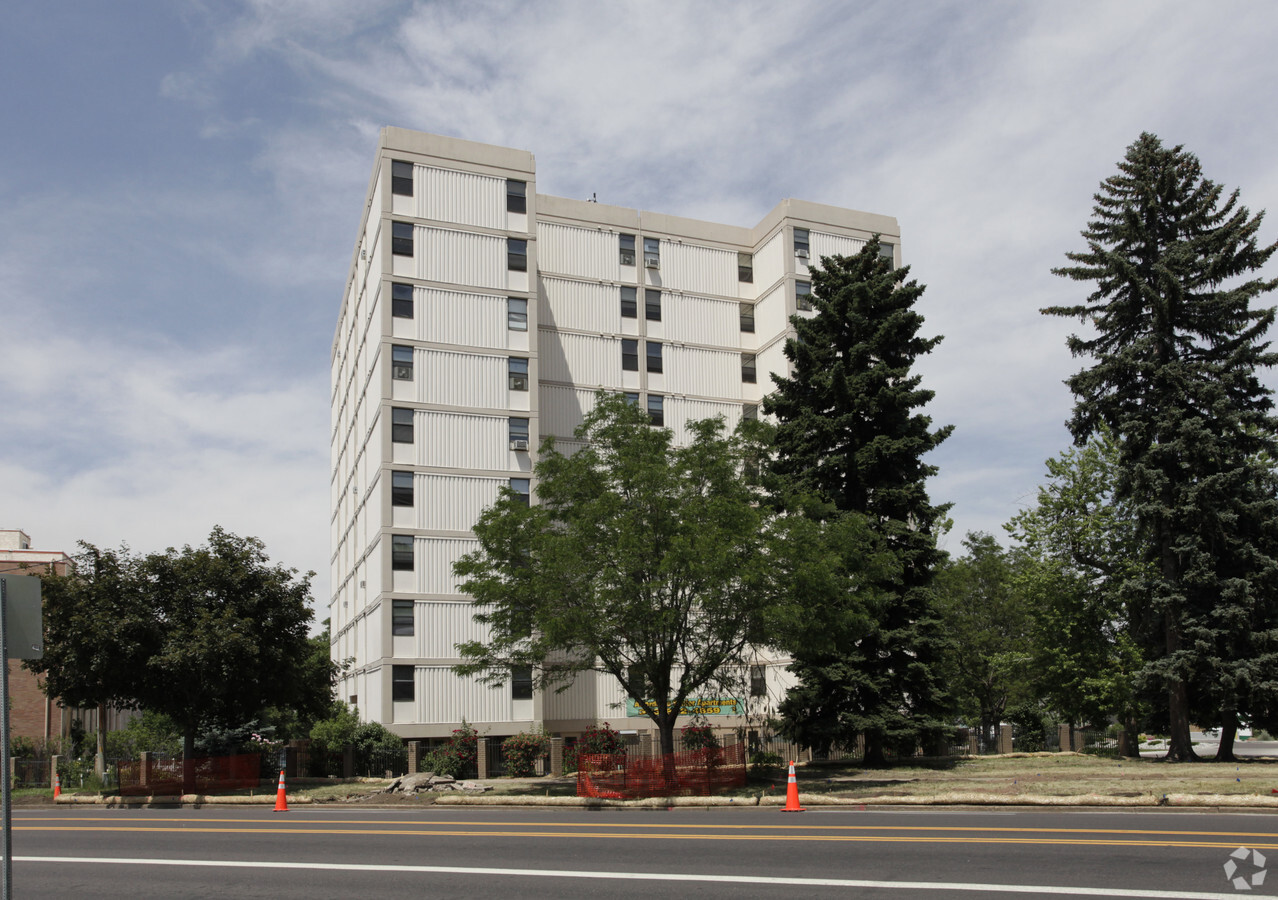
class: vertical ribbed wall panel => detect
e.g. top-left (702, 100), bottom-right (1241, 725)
top-left (540, 276), bottom-right (619, 334)
top-left (663, 294), bottom-right (739, 347)
top-left (413, 536), bottom-right (478, 594)
top-left (416, 226), bottom-right (505, 289)
top-left (668, 397), bottom-right (743, 447)
top-left (757, 340), bottom-right (790, 395)
top-left (538, 222), bottom-right (617, 281)
top-left (811, 231), bottom-right (867, 262)
top-left (543, 674), bottom-right (597, 721)
top-left (415, 600), bottom-right (492, 659)
top-left (753, 232), bottom-right (785, 292)
top-left (661, 242), bottom-right (737, 296)
top-left (753, 284), bottom-right (788, 344)
top-left (417, 473), bottom-right (504, 531)
top-left (416, 288), bottom-right (506, 349)
top-left (595, 675), bottom-right (627, 720)
top-left (418, 666), bottom-right (512, 724)
top-left (540, 331), bottom-right (619, 387)
top-left (418, 411), bottom-right (508, 470)
top-left (540, 385), bottom-right (601, 438)
top-left (416, 166), bottom-right (504, 230)
top-left (664, 345), bottom-right (741, 399)
top-left (417, 349), bottom-right (506, 409)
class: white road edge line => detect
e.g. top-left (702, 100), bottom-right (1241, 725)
top-left (13, 857), bottom-right (1244, 899)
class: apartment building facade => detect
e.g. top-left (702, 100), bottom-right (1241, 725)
top-left (331, 127), bottom-right (900, 742)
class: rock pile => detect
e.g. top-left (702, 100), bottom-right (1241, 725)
top-left (382, 773), bottom-right (490, 795)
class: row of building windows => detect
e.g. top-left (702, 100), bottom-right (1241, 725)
top-left (390, 284), bottom-right (527, 330)
top-left (390, 224), bottom-right (527, 271)
top-left (390, 663), bottom-right (532, 702)
top-left (390, 160), bottom-right (528, 216)
top-left (621, 339), bottom-right (662, 373)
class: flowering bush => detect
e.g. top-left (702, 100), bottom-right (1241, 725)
top-left (502, 729), bottom-right (550, 777)
top-left (564, 722), bottom-right (625, 772)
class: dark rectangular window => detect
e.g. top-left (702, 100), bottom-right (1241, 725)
top-left (793, 227), bottom-right (809, 258)
top-left (509, 417), bottom-right (530, 444)
top-left (643, 237), bottom-right (660, 268)
top-left (742, 353), bottom-right (757, 384)
top-left (512, 665), bottom-right (533, 700)
top-left (620, 286), bottom-right (637, 318)
top-left (392, 665), bottom-right (414, 702)
top-left (508, 297), bottom-right (528, 331)
top-left (742, 403), bottom-right (758, 422)
top-left (738, 251), bottom-right (753, 283)
top-left (506, 180), bottom-right (527, 214)
top-left (739, 303), bottom-right (755, 333)
top-left (391, 345), bottom-right (413, 380)
top-left (647, 394), bottom-right (664, 426)
top-left (624, 391), bottom-right (640, 406)
top-left (622, 339), bottom-right (638, 371)
top-left (508, 357), bottom-right (529, 391)
top-left (750, 664), bottom-right (767, 697)
top-left (645, 289), bottom-right (661, 322)
top-left (646, 341), bottom-right (663, 373)
top-left (391, 161), bottom-right (413, 196)
top-left (391, 471), bottom-right (414, 507)
top-left (392, 599), bottom-right (414, 635)
top-left (879, 242), bottom-right (895, 269)
top-left (619, 233), bottom-right (636, 266)
top-left (391, 408), bottom-right (414, 443)
top-left (392, 221), bottom-right (414, 256)
top-left (510, 478), bottom-right (530, 507)
top-left (508, 238), bottom-right (528, 271)
top-left (796, 282), bottom-right (812, 311)
top-left (392, 283), bottom-right (413, 318)
top-left (391, 534), bottom-right (414, 571)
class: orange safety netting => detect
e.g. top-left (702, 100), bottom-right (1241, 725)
top-left (576, 743), bottom-right (746, 799)
top-left (116, 753), bottom-right (262, 796)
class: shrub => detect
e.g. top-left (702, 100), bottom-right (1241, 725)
top-left (351, 722), bottom-right (407, 777)
top-left (564, 722), bottom-right (625, 773)
top-left (105, 712), bottom-right (181, 759)
top-left (503, 729), bottom-right (550, 777)
top-left (681, 724), bottom-right (720, 752)
top-left (749, 750), bottom-right (783, 777)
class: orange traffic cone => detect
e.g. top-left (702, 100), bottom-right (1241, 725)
top-left (781, 761), bottom-right (805, 812)
top-left (53, 773), bottom-right (61, 799)
top-left (273, 769), bottom-right (289, 812)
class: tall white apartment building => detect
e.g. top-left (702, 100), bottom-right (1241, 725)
top-left (331, 127), bottom-right (900, 742)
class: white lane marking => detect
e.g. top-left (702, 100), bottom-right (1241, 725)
top-left (13, 856), bottom-right (1245, 898)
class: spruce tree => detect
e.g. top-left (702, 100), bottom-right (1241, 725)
top-left (765, 237), bottom-right (953, 765)
top-left (1047, 133), bottom-right (1278, 761)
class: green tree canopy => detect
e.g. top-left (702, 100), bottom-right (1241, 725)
top-left (1046, 132), bottom-right (1278, 760)
top-left (934, 533), bottom-right (1035, 749)
top-left (764, 237), bottom-right (952, 764)
top-left (453, 393), bottom-right (773, 757)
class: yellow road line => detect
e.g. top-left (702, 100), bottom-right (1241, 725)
top-left (15, 824), bottom-right (1278, 849)
top-left (17, 815), bottom-right (1278, 841)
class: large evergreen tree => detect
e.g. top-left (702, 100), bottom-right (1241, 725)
top-left (765, 237), bottom-right (953, 765)
top-left (1046, 133), bottom-right (1278, 761)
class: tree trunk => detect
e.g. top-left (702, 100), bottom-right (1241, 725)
top-left (1120, 715), bottom-right (1142, 759)
top-left (1215, 710), bottom-right (1238, 763)
top-left (863, 732), bottom-right (887, 767)
top-left (1163, 617), bottom-right (1197, 762)
top-left (183, 728), bottom-right (196, 795)
top-left (657, 717), bottom-right (677, 790)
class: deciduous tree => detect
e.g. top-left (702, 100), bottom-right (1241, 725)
top-left (454, 394), bottom-right (772, 758)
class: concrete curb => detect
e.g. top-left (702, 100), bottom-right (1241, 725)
top-left (57, 794), bottom-right (311, 807)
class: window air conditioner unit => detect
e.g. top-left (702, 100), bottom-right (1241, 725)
top-left (795, 249), bottom-right (810, 260)
top-left (644, 255), bottom-right (660, 269)
top-left (510, 439), bottom-right (530, 451)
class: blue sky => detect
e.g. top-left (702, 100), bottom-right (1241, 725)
top-left (4, 1), bottom-right (1277, 613)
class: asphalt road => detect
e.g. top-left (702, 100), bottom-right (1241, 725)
top-left (7, 805), bottom-right (1278, 899)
